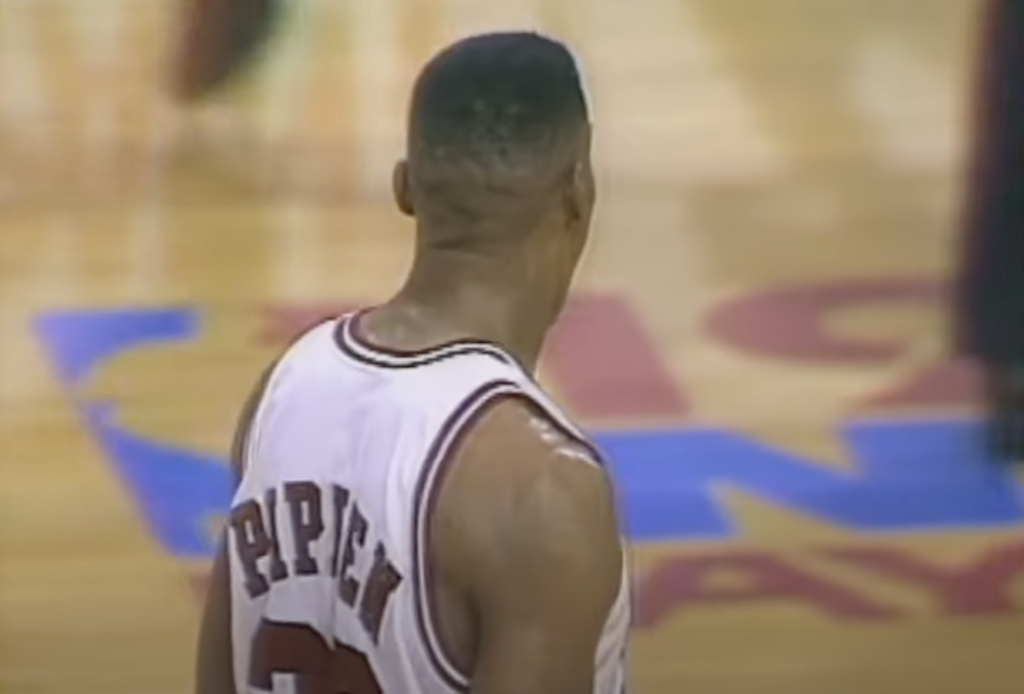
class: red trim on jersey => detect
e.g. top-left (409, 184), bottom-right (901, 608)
top-left (411, 379), bottom-right (519, 691)
top-left (410, 381), bottom-right (610, 691)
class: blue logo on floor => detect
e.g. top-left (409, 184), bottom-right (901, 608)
top-left (35, 307), bottom-right (1024, 561)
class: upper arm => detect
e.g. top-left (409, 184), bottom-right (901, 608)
top-left (438, 400), bottom-right (624, 694)
top-left (195, 363), bottom-right (278, 694)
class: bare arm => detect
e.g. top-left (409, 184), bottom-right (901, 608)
top-left (195, 540), bottom-right (234, 694)
top-left (195, 364), bottom-right (277, 694)
top-left (438, 401), bottom-right (625, 694)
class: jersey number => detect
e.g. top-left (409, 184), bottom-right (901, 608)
top-left (249, 620), bottom-right (382, 694)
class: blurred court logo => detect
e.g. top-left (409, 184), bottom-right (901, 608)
top-left (35, 282), bottom-right (1024, 623)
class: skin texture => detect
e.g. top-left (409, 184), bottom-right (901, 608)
top-left (431, 397), bottom-right (623, 694)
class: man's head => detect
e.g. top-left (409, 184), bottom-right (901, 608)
top-left (394, 32), bottom-right (594, 313)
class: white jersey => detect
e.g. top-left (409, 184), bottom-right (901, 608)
top-left (228, 312), bottom-right (631, 694)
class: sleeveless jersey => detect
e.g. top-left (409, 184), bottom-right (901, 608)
top-left (228, 313), bottom-right (631, 694)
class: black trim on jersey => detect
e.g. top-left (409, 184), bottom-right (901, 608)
top-left (333, 310), bottom-right (516, 370)
top-left (333, 310), bottom-right (605, 462)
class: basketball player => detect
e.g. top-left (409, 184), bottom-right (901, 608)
top-left (955, 0), bottom-right (1024, 462)
top-left (195, 32), bottom-right (630, 694)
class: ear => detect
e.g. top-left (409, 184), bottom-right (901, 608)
top-left (392, 160), bottom-right (414, 217)
top-left (562, 162), bottom-right (586, 226)
top-left (564, 160), bottom-right (595, 229)
top-left (562, 128), bottom-right (594, 226)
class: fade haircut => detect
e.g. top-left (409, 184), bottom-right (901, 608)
top-left (406, 32), bottom-right (590, 232)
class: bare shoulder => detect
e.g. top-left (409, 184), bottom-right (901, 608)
top-left (456, 395), bottom-right (617, 534)
top-left (435, 395), bottom-right (622, 597)
top-left (432, 398), bottom-right (626, 694)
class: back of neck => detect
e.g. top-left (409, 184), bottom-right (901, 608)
top-left (370, 250), bottom-right (550, 369)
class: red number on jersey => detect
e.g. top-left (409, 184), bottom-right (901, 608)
top-left (249, 620), bottom-right (382, 694)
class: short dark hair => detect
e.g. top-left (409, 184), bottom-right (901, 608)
top-left (406, 32), bottom-right (590, 226)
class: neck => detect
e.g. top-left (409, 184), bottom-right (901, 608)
top-left (379, 246), bottom-right (554, 370)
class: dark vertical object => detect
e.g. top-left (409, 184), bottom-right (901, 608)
top-left (170, 0), bottom-right (284, 103)
top-left (955, 0), bottom-right (1024, 460)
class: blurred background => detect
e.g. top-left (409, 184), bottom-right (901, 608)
top-left (1, 0), bottom-right (1022, 693)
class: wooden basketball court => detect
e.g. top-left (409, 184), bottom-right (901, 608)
top-left (2, 1), bottom-right (1022, 693)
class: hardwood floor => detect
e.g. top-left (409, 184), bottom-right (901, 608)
top-left (2, 1), bottom-right (1021, 693)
